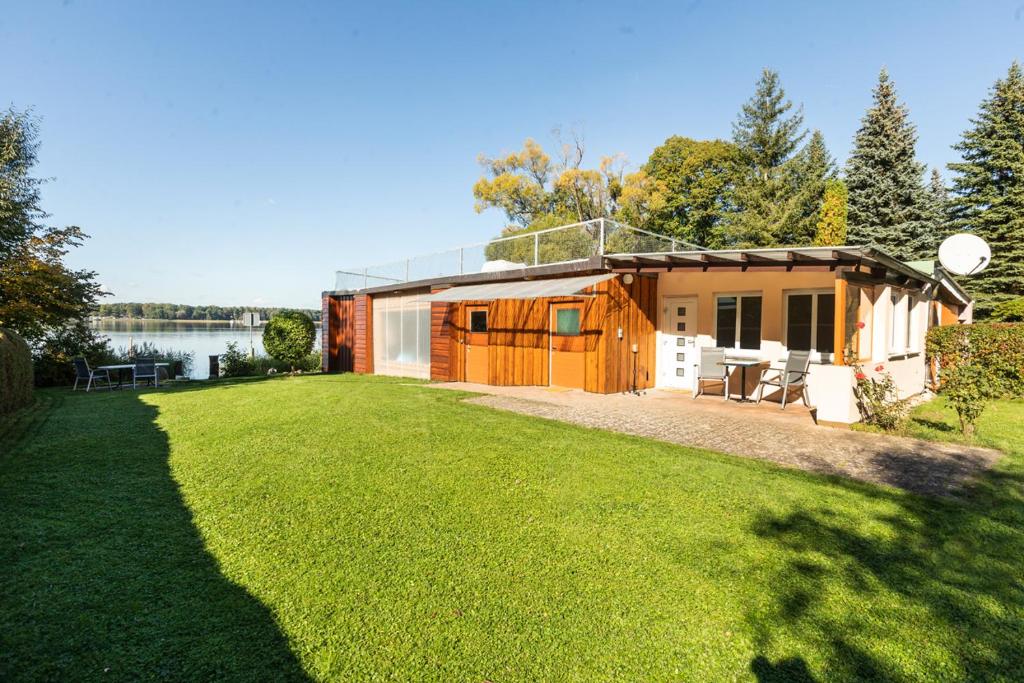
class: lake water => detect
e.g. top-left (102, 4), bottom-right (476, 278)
top-left (91, 319), bottom-right (322, 379)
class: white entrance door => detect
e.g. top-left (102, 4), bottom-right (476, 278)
top-left (659, 297), bottom-right (698, 390)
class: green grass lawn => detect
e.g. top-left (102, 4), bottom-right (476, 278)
top-left (2, 375), bottom-right (1024, 681)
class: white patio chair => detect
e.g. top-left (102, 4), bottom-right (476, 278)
top-left (695, 347), bottom-right (730, 400)
top-left (755, 350), bottom-right (812, 410)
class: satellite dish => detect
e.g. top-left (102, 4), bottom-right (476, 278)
top-left (480, 259), bottom-right (527, 273)
top-left (938, 233), bottom-right (991, 276)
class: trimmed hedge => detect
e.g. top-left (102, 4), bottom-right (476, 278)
top-left (926, 323), bottom-right (1024, 397)
top-left (0, 328), bottom-right (34, 414)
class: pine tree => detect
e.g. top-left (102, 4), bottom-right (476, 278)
top-left (723, 69), bottom-right (807, 246)
top-left (813, 179), bottom-right (848, 246)
top-left (845, 69), bottom-right (931, 260)
top-left (948, 62), bottom-right (1024, 315)
top-left (790, 130), bottom-right (836, 244)
top-left (919, 168), bottom-right (950, 257)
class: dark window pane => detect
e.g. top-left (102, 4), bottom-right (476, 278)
top-left (470, 310), bottom-right (487, 333)
top-left (787, 295), bottom-right (813, 351)
top-left (716, 297), bottom-right (737, 348)
top-left (676, 322), bottom-right (686, 332)
top-left (739, 296), bottom-right (762, 350)
top-left (817, 293), bottom-right (835, 354)
top-left (677, 307), bottom-right (686, 316)
top-left (556, 308), bottom-right (581, 335)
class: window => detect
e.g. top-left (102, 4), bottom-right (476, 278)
top-left (469, 310), bottom-right (487, 333)
top-left (555, 308), bottom-right (581, 336)
top-left (372, 293), bottom-right (431, 379)
top-left (889, 290), bottom-right (916, 356)
top-left (715, 295), bottom-right (762, 351)
top-left (785, 291), bottom-right (835, 361)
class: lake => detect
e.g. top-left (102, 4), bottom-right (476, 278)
top-left (91, 319), bottom-right (322, 379)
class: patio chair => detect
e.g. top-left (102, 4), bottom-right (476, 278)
top-left (755, 350), bottom-right (812, 410)
top-left (133, 357), bottom-right (159, 389)
top-left (72, 357), bottom-right (112, 392)
top-left (695, 346), bottom-right (730, 400)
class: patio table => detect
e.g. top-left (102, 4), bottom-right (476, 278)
top-left (96, 362), bottom-right (169, 389)
top-left (717, 359), bottom-right (762, 402)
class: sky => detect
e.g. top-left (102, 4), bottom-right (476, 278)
top-left (2, 1), bottom-right (1022, 309)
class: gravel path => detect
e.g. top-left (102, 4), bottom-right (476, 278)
top-left (429, 384), bottom-right (1002, 497)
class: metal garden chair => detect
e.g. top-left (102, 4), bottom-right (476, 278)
top-left (132, 357), bottom-right (159, 389)
top-left (72, 357), bottom-right (112, 392)
top-left (695, 346), bottom-right (730, 400)
top-left (755, 350), bottom-right (812, 409)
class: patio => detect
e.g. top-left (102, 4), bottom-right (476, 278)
top-left (427, 382), bottom-right (1002, 496)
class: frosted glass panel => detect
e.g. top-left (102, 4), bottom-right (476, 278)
top-left (371, 293), bottom-right (431, 379)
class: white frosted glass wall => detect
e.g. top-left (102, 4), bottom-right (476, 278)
top-left (372, 293), bottom-right (431, 379)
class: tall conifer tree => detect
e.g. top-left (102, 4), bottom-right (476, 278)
top-left (723, 69), bottom-right (807, 246)
top-left (845, 69), bottom-right (931, 260)
top-left (919, 168), bottom-right (950, 257)
top-left (790, 130), bottom-right (836, 244)
top-left (948, 62), bottom-right (1024, 315)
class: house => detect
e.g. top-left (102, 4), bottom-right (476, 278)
top-left (321, 220), bottom-right (971, 424)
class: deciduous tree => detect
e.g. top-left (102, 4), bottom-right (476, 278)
top-left (813, 179), bottom-right (848, 246)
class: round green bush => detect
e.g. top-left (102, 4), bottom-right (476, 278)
top-left (262, 311), bottom-right (317, 371)
top-left (0, 328), bottom-right (33, 414)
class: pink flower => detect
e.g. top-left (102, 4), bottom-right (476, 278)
top-left (856, 321), bottom-right (866, 330)
top-left (875, 364), bottom-right (885, 372)
top-left (855, 372), bottom-right (867, 381)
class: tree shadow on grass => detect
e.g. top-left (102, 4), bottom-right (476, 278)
top-left (0, 390), bottom-right (309, 681)
top-left (746, 457), bottom-right (1024, 680)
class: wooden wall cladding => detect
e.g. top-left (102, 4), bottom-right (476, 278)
top-left (353, 294), bottom-right (373, 374)
top-left (325, 295), bottom-right (355, 372)
top-left (429, 274), bottom-right (658, 393)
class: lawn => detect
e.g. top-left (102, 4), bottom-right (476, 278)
top-left (2, 375), bottom-right (1023, 681)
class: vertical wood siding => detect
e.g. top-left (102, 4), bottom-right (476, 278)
top-left (353, 294), bottom-right (373, 374)
top-left (427, 274), bottom-right (658, 392)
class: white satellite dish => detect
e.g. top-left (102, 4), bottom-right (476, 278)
top-left (480, 259), bottom-right (527, 273)
top-left (938, 233), bottom-right (991, 276)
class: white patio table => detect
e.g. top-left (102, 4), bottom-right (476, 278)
top-left (717, 358), bottom-right (763, 402)
top-left (95, 362), bottom-right (169, 389)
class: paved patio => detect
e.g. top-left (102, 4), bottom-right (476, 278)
top-left (426, 382), bottom-right (1002, 497)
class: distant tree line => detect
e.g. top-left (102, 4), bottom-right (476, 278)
top-left (474, 63), bottom-right (1024, 316)
top-left (96, 302), bottom-right (321, 322)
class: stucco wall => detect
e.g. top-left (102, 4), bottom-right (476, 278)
top-left (654, 270), bottom-right (930, 424)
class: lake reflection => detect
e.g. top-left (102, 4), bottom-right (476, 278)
top-left (90, 319), bottom-right (322, 379)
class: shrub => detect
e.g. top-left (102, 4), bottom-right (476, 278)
top-left (926, 323), bottom-right (1024, 397)
top-left (942, 364), bottom-right (994, 436)
top-left (252, 351), bottom-right (320, 375)
top-left (0, 328), bottom-right (33, 414)
top-left (220, 341), bottom-right (255, 378)
top-left (853, 363), bottom-right (910, 431)
top-left (990, 297), bottom-right (1024, 322)
top-left (31, 322), bottom-right (111, 387)
top-left (263, 311), bottom-right (316, 371)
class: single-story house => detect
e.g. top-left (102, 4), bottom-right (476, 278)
top-left (321, 222), bottom-right (971, 424)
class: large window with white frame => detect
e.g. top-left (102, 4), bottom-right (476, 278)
top-left (889, 289), bottom-right (918, 356)
top-left (715, 294), bottom-right (762, 352)
top-left (784, 290), bottom-right (835, 362)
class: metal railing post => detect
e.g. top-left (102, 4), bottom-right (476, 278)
top-left (405, 258), bottom-right (410, 282)
top-left (533, 233), bottom-right (539, 266)
top-left (459, 248), bottom-right (464, 275)
top-left (599, 218), bottom-right (606, 255)
top-left (363, 268), bottom-right (368, 290)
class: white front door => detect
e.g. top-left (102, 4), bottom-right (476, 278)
top-left (659, 297), bottom-right (698, 390)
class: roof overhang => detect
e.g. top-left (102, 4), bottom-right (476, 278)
top-left (421, 273), bottom-right (616, 302)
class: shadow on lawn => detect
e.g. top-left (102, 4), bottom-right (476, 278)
top-left (747, 456), bottom-right (1024, 680)
top-left (0, 390), bottom-right (309, 681)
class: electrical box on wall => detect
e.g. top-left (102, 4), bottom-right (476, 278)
top-left (617, 327), bottom-right (623, 339)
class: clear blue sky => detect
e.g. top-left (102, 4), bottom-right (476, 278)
top-left (3, 1), bottom-right (1021, 308)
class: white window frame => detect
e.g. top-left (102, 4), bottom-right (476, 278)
top-left (888, 289), bottom-right (916, 358)
top-left (782, 289), bottom-right (836, 364)
top-left (713, 292), bottom-right (763, 356)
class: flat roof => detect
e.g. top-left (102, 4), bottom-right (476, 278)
top-left (324, 245), bottom-right (971, 304)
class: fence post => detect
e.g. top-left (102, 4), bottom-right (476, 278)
top-left (671, 239), bottom-right (677, 252)
top-left (599, 218), bottom-right (606, 254)
top-left (405, 258), bottom-right (410, 282)
top-left (533, 233), bottom-right (539, 266)
top-left (363, 268), bottom-right (368, 290)
top-left (459, 248), bottom-right (464, 275)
